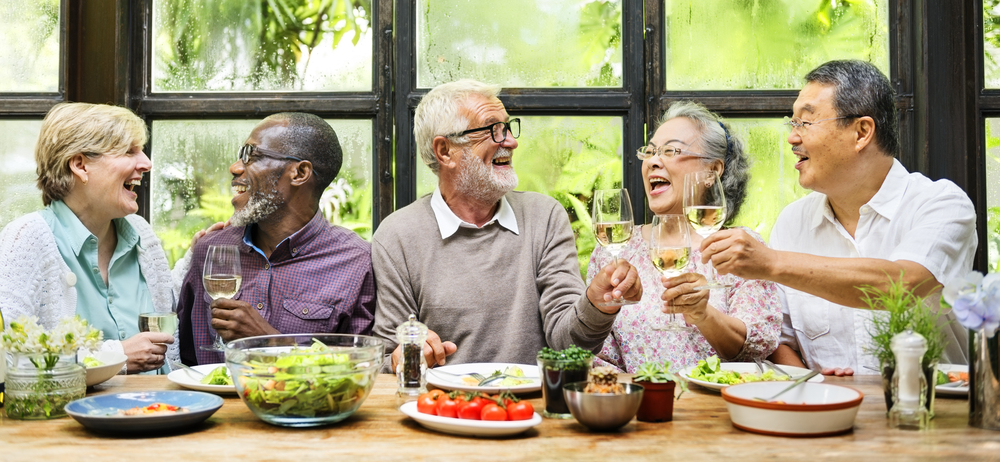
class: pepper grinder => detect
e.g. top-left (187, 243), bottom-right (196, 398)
top-left (889, 329), bottom-right (929, 429)
top-left (395, 314), bottom-right (428, 401)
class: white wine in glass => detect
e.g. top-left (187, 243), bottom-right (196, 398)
top-left (138, 312), bottom-right (179, 334)
top-left (202, 245), bottom-right (242, 351)
top-left (592, 189), bottom-right (635, 307)
top-left (649, 214), bottom-right (694, 331)
top-left (683, 171), bottom-right (731, 290)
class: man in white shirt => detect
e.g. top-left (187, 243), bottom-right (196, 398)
top-left (699, 60), bottom-right (976, 375)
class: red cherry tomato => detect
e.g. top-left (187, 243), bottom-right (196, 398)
top-left (507, 401), bottom-right (534, 421)
top-left (436, 397), bottom-right (459, 418)
top-left (426, 389), bottom-right (445, 400)
top-left (457, 399), bottom-right (484, 420)
top-left (416, 393), bottom-right (439, 415)
top-left (481, 403), bottom-right (508, 421)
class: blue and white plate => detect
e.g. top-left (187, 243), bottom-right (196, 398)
top-left (65, 391), bottom-right (224, 434)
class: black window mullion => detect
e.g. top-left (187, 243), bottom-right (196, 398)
top-left (393, 0), bottom-right (418, 212)
top-left (622, 0), bottom-right (646, 221)
top-left (373, 0), bottom-right (394, 228)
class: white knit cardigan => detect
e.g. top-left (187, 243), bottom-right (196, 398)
top-left (0, 212), bottom-right (188, 363)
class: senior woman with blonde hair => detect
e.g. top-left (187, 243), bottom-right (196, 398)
top-left (0, 102), bottom-right (176, 373)
top-left (586, 101), bottom-right (782, 373)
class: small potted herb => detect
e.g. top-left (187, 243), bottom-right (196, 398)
top-left (631, 359), bottom-right (687, 422)
top-left (537, 345), bottom-right (593, 419)
top-left (861, 275), bottom-right (946, 416)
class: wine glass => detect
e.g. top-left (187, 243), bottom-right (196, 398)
top-left (682, 171), bottom-right (731, 290)
top-left (591, 188), bottom-right (635, 307)
top-left (648, 214), bottom-right (694, 331)
top-left (202, 245), bottom-right (242, 351)
top-left (138, 291), bottom-right (180, 373)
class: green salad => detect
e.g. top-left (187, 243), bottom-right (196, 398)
top-left (236, 339), bottom-right (374, 418)
top-left (489, 365), bottom-right (533, 387)
top-left (688, 355), bottom-right (789, 385)
top-left (82, 356), bottom-right (104, 368)
top-left (201, 366), bottom-right (234, 385)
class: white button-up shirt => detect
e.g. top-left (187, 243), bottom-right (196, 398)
top-left (770, 159), bottom-right (976, 374)
top-left (430, 188), bottom-right (519, 239)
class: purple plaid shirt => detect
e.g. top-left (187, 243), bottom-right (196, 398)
top-left (177, 211), bottom-right (376, 365)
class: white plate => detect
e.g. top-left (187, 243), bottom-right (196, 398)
top-left (680, 362), bottom-right (824, 391)
top-left (167, 363), bottom-right (237, 394)
top-left (399, 401), bottom-right (541, 437)
top-left (936, 364), bottom-right (969, 396)
top-left (426, 363), bottom-right (540, 393)
top-left (84, 351), bottom-right (128, 387)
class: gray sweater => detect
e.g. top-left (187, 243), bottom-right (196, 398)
top-left (371, 191), bottom-right (616, 365)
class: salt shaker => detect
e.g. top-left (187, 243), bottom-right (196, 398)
top-left (889, 329), bottom-right (929, 429)
top-left (395, 314), bottom-right (428, 401)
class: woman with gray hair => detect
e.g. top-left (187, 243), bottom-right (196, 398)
top-left (585, 101), bottom-right (782, 372)
top-left (0, 102), bottom-right (178, 373)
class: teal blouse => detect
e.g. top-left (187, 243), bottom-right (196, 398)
top-left (41, 200), bottom-right (151, 343)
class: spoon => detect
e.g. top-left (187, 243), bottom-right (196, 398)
top-left (753, 370), bottom-right (820, 402)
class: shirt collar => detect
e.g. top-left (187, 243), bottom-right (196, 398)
top-left (430, 188), bottom-right (519, 239)
top-left (813, 158), bottom-right (907, 230)
top-left (48, 200), bottom-right (141, 256)
top-left (241, 210), bottom-right (325, 259)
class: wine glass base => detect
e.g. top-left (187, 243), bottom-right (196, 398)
top-left (199, 345), bottom-right (224, 352)
top-left (595, 298), bottom-right (638, 308)
top-left (693, 282), bottom-right (733, 291)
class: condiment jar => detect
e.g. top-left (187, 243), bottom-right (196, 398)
top-left (395, 314), bottom-right (428, 401)
top-left (889, 329), bottom-right (929, 429)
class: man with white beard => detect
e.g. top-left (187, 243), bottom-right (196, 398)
top-left (177, 113), bottom-right (376, 365)
top-left (372, 80), bottom-right (642, 370)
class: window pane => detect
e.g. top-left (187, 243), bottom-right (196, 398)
top-left (151, 119), bottom-right (373, 267)
top-left (0, 2), bottom-right (60, 92)
top-left (725, 119), bottom-right (809, 240)
top-left (416, 0), bottom-right (622, 88)
top-left (665, 0), bottom-right (889, 90)
top-left (152, 1), bottom-right (372, 92)
top-left (416, 116), bottom-right (623, 275)
top-left (985, 119), bottom-right (1000, 272)
top-left (0, 121), bottom-right (45, 227)
top-left (986, 1), bottom-right (1000, 88)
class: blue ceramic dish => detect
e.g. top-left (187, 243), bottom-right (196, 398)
top-left (65, 391), bottom-right (223, 434)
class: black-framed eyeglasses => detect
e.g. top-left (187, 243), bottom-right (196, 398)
top-left (783, 114), bottom-right (863, 132)
top-left (635, 144), bottom-right (709, 161)
top-left (238, 144), bottom-right (304, 165)
top-left (447, 118), bottom-right (520, 144)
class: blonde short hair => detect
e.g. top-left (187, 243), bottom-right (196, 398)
top-left (413, 79), bottom-right (502, 175)
top-left (35, 102), bottom-right (148, 205)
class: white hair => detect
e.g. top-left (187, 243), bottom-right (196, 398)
top-left (413, 79), bottom-right (502, 175)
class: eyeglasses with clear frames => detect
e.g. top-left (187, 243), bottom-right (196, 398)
top-left (447, 118), bottom-right (520, 144)
top-left (635, 144), bottom-right (709, 161)
top-left (238, 144), bottom-right (304, 165)
top-left (783, 114), bottom-right (862, 132)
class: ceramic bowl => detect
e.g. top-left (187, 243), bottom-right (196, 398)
top-left (226, 334), bottom-right (383, 427)
top-left (721, 381), bottom-right (864, 436)
top-left (84, 351), bottom-right (128, 387)
top-left (563, 382), bottom-right (644, 431)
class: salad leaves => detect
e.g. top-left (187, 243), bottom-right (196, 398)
top-left (200, 366), bottom-right (233, 385)
top-left (688, 355), bottom-right (789, 385)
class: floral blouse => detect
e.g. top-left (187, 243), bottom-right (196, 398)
top-left (585, 227), bottom-right (781, 373)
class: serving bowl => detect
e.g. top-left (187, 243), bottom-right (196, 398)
top-left (84, 351), bottom-right (128, 387)
top-left (563, 382), bottom-right (644, 431)
top-left (721, 381), bottom-right (864, 437)
top-left (225, 334), bottom-right (383, 427)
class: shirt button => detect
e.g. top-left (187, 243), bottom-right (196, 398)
top-left (108, 297), bottom-right (113, 304)
top-left (265, 264), bottom-right (270, 270)
top-left (302, 308), bottom-right (309, 315)
top-left (92, 267), bottom-right (100, 273)
top-left (292, 247), bottom-right (298, 254)
top-left (119, 329), bottom-right (126, 340)
top-left (256, 303), bottom-right (263, 310)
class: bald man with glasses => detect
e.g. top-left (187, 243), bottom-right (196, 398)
top-left (176, 113), bottom-right (376, 366)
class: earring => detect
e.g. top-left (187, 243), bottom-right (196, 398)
top-left (82, 178), bottom-right (88, 185)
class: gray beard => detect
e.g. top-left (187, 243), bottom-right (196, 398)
top-left (229, 171), bottom-right (284, 227)
top-left (455, 147), bottom-right (518, 205)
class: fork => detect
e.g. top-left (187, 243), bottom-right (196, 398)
top-left (762, 359), bottom-right (792, 378)
top-left (476, 374), bottom-right (540, 386)
top-left (169, 360), bottom-right (205, 379)
top-left (428, 369), bottom-right (486, 382)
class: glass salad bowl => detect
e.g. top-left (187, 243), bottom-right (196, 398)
top-left (225, 334), bottom-right (383, 427)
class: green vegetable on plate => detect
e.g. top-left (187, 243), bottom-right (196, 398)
top-left (201, 366), bottom-right (234, 385)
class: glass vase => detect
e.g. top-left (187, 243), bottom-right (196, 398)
top-left (970, 329), bottom-right (1000, 430)
top-left (4, 351), bottom-right (86, 420)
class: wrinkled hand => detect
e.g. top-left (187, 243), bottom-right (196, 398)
top-left (660, 272), bottom-right (711, 325)
top-left (586, 259), bottom-right (643, 314)
top-left (821, 367), bottom-right (854, 376)
top-left (210, 298), bottom-right (280, 342)
top-left (121, 332), bottom-right (173, 373)
top-left (190, 221), bottom-right (228, 248)
top-left (390, 328), bottom-right (457, 372)
top-left (700, 228), bottom-right (776, 280)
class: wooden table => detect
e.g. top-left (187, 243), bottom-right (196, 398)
top-left (0, 374), bottom-right (994, 461)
